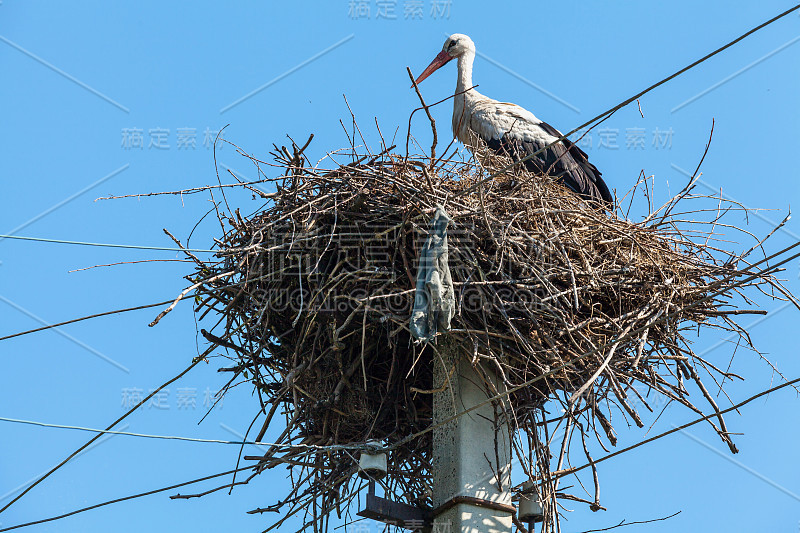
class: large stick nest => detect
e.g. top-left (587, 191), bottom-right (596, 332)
top-left (180, 135), bottom-right (792, 531)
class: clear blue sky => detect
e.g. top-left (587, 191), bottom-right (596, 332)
top-left (1, 1), bottom-right (799, 531)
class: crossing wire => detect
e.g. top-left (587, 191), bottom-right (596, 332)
top-left (0, 234), bottom-right (218, 253)
top-left (1, 374), bottom-right (798, 532)
top-left (454, 2), bottom-right (800, 197)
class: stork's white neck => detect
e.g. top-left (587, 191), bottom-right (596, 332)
top-left (451, 48), bottom-right (479, 145)
top-left (455, 50), bottom-right (475, 94)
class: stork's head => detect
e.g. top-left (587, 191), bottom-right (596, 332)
top-left (414, 33), bottom-right (475, 85)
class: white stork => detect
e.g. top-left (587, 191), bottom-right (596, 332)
top-left (415, 34), bottom-right (613, 207)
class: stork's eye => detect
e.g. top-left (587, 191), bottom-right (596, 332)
top-left (448, 40), bottom-right (458, 49)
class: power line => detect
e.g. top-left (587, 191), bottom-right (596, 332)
top-left (0, 275), bottom-right (269, 343)
top-left (0, 349), bottom-right (213, 515)
top-left (551, 375), bottom-right (800, 481)
top-left (0, 417), bottom-right (277, 446)
top-left (3, 375), bottom-right (798, 531)
top-left (455, 2), bottom-right (800, 197)
top-left (0, 277), bottom-right (252, 342)
top-left (0, 299), bottom-right (175, 342)
top-left (0, 234), bottom-right (219, 253)
top-left (0, 466), bottom-right (254, 532)
top-left (0, 416), bottom-right (369, 451)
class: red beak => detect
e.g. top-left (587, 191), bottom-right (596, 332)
top-left (414, 50), bottom-right (453, 85)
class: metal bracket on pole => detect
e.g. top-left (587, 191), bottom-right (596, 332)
top-left (432, 495), bottom-right (516, 517)
top-left (357, 480), bottom-right (432, 530)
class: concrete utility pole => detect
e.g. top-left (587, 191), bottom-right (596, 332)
top-left (432, 343), bottom-right (514, 533)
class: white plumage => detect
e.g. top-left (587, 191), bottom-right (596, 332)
top-left (415, 34), bottom-right (613, 207)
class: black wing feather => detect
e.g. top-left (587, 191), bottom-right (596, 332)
top-left (486, 121), bottom-right (613, 207)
